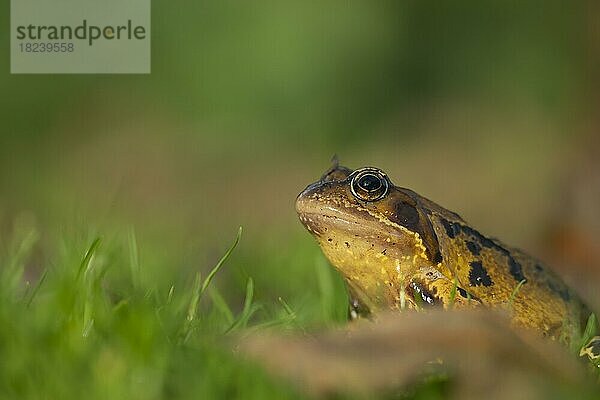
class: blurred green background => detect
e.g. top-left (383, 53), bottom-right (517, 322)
top-left (1, 1), bottom-right (599, 399)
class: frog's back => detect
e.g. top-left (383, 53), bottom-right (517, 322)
top-left (419, 195), bottom-right (587, 341)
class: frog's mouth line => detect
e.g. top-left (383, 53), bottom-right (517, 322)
top-left (296, 202), bottom-right (407, 244)
top-left (297, 204), bottom-right (389, 240)
top-left (297, 208), bottom-right (358, 236)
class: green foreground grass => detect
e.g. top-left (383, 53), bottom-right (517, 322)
top-left (0, 227), bottom-right (309, 399)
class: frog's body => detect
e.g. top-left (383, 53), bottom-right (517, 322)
top-left (296, 164), bottom-right (591, 345)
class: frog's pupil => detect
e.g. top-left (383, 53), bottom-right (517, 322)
top-left (358, 174), bottom-right (382, 192)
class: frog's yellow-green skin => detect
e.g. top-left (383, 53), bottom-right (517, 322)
top-left (296, 164), bottom-right (590, 344)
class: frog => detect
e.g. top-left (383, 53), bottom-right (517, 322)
top-left (296, 162), bottom-right (598, 356)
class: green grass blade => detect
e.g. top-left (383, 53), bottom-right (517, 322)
top-left (200, 226), bottom-right (242, 297)
top-left (277, 296), bottom-right (296, 320)
top-left (581, 313), bottom-right (598, 349)
top-left (82, 299), bottom-right (94, 337)
top-left (186, 271), bottom-right (203, 324)
top-left (226, 277), bottom-right (257, 333)
top-left (128, 227), bottom-right (140, 290)
top-left (208, 287), bottom-right (235, 325)
top-left (509, 279), bottom-right (527, 308)
top-left (25, 268), bottom-right (47, 307)
top-left (180, 227), bottom-right (243, 343)
top-left (4, 228), bottom-right (39, 294)
top-left (167, 285), bottom-right (175, 305)
top-left (180, 272), bottom-right (202, 344)
top-left (448, 278), bottom-right (458, 307)
top-left (77, 238), bottom-right (102, 280)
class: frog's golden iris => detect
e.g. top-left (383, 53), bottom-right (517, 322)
top-left (296, 163), bottom-right (596, 353)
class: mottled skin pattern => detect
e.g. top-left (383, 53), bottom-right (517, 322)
top-left (296, 164), bottom-right (591, 346)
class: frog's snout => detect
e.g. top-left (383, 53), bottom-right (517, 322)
top-left (295, 184), bottom-right (325, 236)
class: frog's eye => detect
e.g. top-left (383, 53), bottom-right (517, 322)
top-left (350, 168), bottom-right (389, 202)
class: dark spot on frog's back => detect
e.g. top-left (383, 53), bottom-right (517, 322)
top-left (508, 257), bottom-right (526, 283)
top-left (441, 218), bottom-right (459, 238)
top-left (535, 264), bottom-right (544, 273)
top-left (456, 286), bottom-right (481, 301)
top-left (457, 287), bottom-right (469, 298)
top-left (548, 279), bottom-right (571, 302)
top-left (469, 261), bottom-right (493, 287)
top-left (466, 241), bottom-right (481, 256)
top-left (459, 224), bottom-right (496, 248)
top-left (445, 219), bottom-right (527, 284)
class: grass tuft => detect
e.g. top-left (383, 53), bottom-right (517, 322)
top-left (180, 226), bottom-right (243, 342)
top-left (0, 226), bottom-right (313, 400)
top-left (226, 277), bottom-right (259, 333)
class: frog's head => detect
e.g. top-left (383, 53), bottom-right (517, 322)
top-left (296, 164), bottom-right (443, 312)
